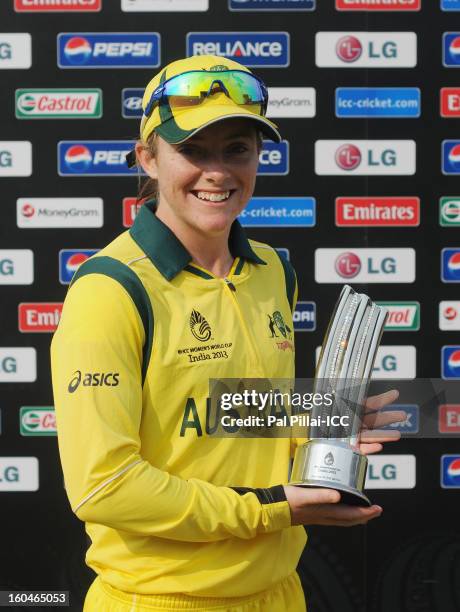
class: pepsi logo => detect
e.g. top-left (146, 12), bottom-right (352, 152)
top-left (21, 204), bottom-right (35, 218)
top-left (448, 144), bottom-right (460, 171)
top-left (65, 252), bottom-right (90, 276)
top-left (447, 457), bottom-right (460, 478)
top-left (448, 349), bottom-right (460, 372)
top-left (335, 144), bottom-right (362, 171)
top-left (64, 36), bottom-right (92, 65)
top-left (448, 251), bottom-right (460, 274)
top-left (336, 35), bottom-right (362, 62)
top-left (449, 35), bottom-right (460, 64)
top-left (64, 145), bottom-right (92, 173)
top-left (334, 252), bottom-right (361, 278)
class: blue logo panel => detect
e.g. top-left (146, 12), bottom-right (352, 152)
top-left (58, 141), bottom-right (141, 176)
top-left (186, 32), bottom-right (289, 67)
top-left (336, 88), bottom-right (421, 118)
top-left (258, 141), bottom-right (289, 175)
top-left (442, 346), bottom-right (460, 379)
top-left (229, 0), bottom-right (315, 10)
top-left (275, 248), bottom-right (290, 261)
top-left (59, 249), bottom-right (99, 284)
top-left (381, 405), bottom-right (419, 434)
top-left (441, 455), bottom-right (460, 487)
top-left (122, 88), bottom-right (143, 118)
top-left (58, 33), bottom-right (160, 68)
top-left (442, 141), bottom-right (460, 174)
top-left (443, 33), bottom-right (460, 67)
top-left (442, 0), bottom-right (460, 11)
top-left (293, 302), bottom-right (316, 332)
top-left (239, 197), bottom-right (316, 227)
top-left (442, 248), bottom-right (460, 282)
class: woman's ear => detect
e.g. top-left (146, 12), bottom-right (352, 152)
top-left (135, 141), bottom-right (158, 180)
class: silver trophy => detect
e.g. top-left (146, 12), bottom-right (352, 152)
top-left (289, 285), bottom-right (388, 506)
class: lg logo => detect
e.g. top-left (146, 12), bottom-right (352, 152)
top-left (1, 357), bottom-right (17, 374)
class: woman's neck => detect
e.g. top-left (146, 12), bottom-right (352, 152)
top-left (155, 204), bottom-right (235, 279)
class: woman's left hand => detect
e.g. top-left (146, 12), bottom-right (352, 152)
top-left (358, 389), bottom-right (405, 455)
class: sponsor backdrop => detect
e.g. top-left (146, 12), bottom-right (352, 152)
top-left (1, 1), bottom-right (459, 611)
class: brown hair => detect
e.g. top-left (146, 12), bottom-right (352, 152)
top-left (135, 125), bottom-right (264, 204)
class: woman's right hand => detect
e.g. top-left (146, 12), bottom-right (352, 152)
top-left (282, 485), bottom-right (383, 527)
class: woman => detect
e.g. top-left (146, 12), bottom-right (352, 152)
top-left (51, 55), bottom-right (402, 612)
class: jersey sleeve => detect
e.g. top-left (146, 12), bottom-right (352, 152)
top-left (51, 273), bottom-right (292, 542)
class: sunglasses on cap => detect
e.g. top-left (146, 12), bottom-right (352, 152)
top-left (144, 69), bottom-right (269, 117)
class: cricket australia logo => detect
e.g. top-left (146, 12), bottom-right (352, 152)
top-left (190, 309), bottom-right (212, 342)
top-left (267, 310), bottom-right (292, 339)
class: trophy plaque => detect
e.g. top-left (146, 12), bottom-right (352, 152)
top-left (289, 285), bottom-right (388, 506)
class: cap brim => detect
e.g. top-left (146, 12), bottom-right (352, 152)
top-left (155, 104), bottom-right (281, 145)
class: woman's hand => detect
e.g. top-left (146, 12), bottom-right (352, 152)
top-left (282, 485), bottom-right (382, 527)
top-left (359, 389), bottom-right (405, 455)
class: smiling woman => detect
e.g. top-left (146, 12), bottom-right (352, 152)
top-left (50, 54), bottom-right (396, 612)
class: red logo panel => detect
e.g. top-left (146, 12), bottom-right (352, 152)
top-left (15, 0), bottom-right (101, 11)
top-left (336, 0), bottom-right (420, 10)
top-left (19, 303), bottom-right (63, 333)
top-left (439, 405), bottom-right (460, 433)
top-left (123, 198), bottom-right (144, 228)
top-left (441, 88), bottom-right (460, 118)
top-left (336, 197), bottom-right (420, 226)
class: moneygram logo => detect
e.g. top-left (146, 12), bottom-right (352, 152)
top-left (17, 197), bottom-right (103, 228)
top-left (316, 140), bottom-right (416, 175)
top-left (229, 0), bottom-right (315, 10)
top-left (0, 250), bottom-right (34, 285)
top-left (316, 32), bottom-right (417, 68)
top-left (15, 0), bottom-right (101, 11)
top-left (58, 141), bottom-right (138, 176)
top-left (16, 89), bottom-right (102, 118)
top-left (441, 88), bottom-right (460, 117)
top-left (440, 197), bottom-right (460, 226)
top-left (20, 408), bottom-right (56, 436)
top-left (315, 248), bottom-right (416, 283)
top-left (0, 34), bottom-right (32, 69)
top-left (58, 33), bottom-right (160, 68)
top-left (376, 302), bottom-right (420, 331)
top-left (439, 301), bottom-right (460, 330)
top-left (18, 303), bottom-right (63, 333)
top-left (0, 348), bottom-right (37, 382)
top-left (267, 87), bottom-right (316, 118)
top-left (186, 32), bottom-right (290, 67)
top-left (336, 0), bottom-right (420, 9)
top-left (336, 197), bottom-right (420, 226)
top-left (0, 141), bottom-right (32, 177)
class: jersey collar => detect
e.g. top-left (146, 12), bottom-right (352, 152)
top-left (129, 199), bottom-right (266, 281)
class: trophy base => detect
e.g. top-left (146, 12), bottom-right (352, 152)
top-left (289, 440), bottom-right (371, 507)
